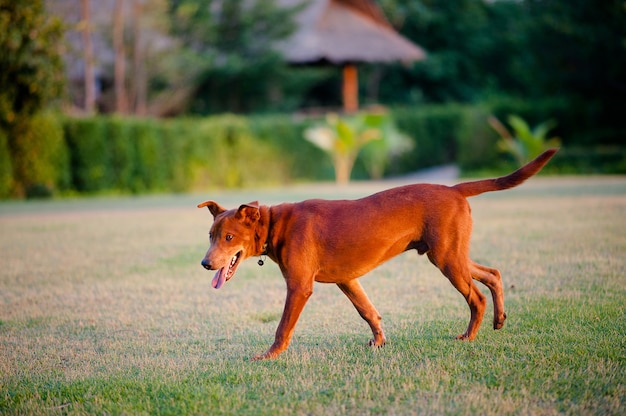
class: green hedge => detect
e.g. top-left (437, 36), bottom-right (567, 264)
top-left (64, 117), bottom-right (109, 193)
top-left (59, 114), bottom-right (298, 195)
top-left (4, 112), bottom-right (68, 198)
top-left (0, 129), bottom-right (12, 198)
top-left (484, 94), bottom-right (619, 147)
top-left (394, 99), bottom-right (626, 175)
top-left (249, 114), bottom-right (333, 180)
top-left (2, 104), bottom-right (624, 199)
top-left (392, 104), bottom-right (465, 174)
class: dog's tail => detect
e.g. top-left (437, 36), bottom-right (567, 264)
top-left (452, 148), bottom-right (558, 198)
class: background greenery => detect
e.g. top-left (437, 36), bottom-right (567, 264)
top-left (1, 0), bottom-right (624, 198)
top-left (1, 177), bottom-right (624, 414)
top-left (2, 100), bottom-right (624, 198)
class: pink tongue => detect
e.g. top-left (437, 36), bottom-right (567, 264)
top-left (212, 269), bottom-right (226, 289)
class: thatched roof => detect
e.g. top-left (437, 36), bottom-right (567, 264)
top-left (277, 0), bottom-right (426, 64)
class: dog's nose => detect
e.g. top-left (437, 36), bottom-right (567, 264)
top-left (201, 259), bottom-right (212, 270)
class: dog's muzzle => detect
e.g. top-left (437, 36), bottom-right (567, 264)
top-left (201, 259), bottom-right (212, 270)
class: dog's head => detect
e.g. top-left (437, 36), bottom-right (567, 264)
top-left (197, 200), bottom-right (262, 289)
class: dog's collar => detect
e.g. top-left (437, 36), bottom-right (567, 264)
top-left (258, 243), bottom-right (268, 266)
top-left (257, 207), bottom-right (271, 266)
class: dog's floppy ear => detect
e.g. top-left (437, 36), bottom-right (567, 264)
top-left (197, 200), bottom-right (226, 218)
top-left (235, 201), bottom-right (261, 224)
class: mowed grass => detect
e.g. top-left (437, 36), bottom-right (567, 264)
top-left (1, 176), bottom-right (624, 415)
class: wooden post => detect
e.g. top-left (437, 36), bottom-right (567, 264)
top-left (81, 0), bottom-right (96, 113)
top-left (342, 64), bottom-right (358, 113)
top-left (113, 0), bottom-right (128, 114)
top-left (132, 0), bottom-right (147, 115)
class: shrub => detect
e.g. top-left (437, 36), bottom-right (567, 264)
top-left (190, 115), bottom-right (289, 189)
top-left (545, 146), bottom-right (626, 175)
top-left (0, 129), bottom-right (12, 198)
top-left (3, 103), bottom-right (622, 200)
top-left (131, 120), bottom-right (164, 192)
top-left (108, 117), bottom-right (135, 191)
top-left (483, 94), bottom-right (621, 147)
top-left (391, 105), bottom-right (464, 174)
top-left (63, 117), bottom-right (110, 192)
top-left (160, 119), bottom-right (195, 192)
top-left (455, 105), bottom-right (501, 172)
top-left (303, 111), bottom-right (412, 183)
top-left (10, 112), bottom-right (68, 198)
top-left (250, 114), bottom-right (330, 181)
top-left (304, 112), bottom-right (383, 183)
top-left (490, 114), bottom-right (561, 166)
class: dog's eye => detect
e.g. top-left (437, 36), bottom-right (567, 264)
top-left (225, 234), bottom-right (234, 242)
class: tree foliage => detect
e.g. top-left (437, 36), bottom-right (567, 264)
top-left (372, 0), bottom-right (626, 145)
top-left (377, 0), bottom-right (625, 108)
top-left (0, 0), bottom-right (65, 128)
top-left (0, 0), bottom-right (65, 197)
top-left (520, 0), bottom-right (626, 144)
top-left (374, 0), bottom-right (494, 103)
top-left (167, 0), bottom-right (318, 114)
top-left (36, 0), bottom-right (624, 145)
top-left (8, 0), bottom-right (626, 141)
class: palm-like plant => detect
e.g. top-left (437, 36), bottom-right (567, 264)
top-left (359, 115), bottom-right (413, 180)
top-left (304, 111), bottom-right (412, 183)
top-left (489, 115), bottom-right (561, 166)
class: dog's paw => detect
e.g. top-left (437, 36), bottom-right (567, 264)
top-left (251, 354), bottom-right (269, 361)
top-left (493, 312), bottom-right (507, 330)
top-left (368, 338), bottom-right (386, 348)
top-left (251, 351), bottom-right (278, 361)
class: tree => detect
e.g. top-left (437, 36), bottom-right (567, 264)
top-left (167, 0), bottom-right (314, 114)
top-left (80, 0), bottom-right (96, 113)
top-left (521, 0), bottom-right (626, 144)
top-left (0, 0), bottom-right (65, 127)
top-left (375, 0), bottom-right (495, 104)
top-left (113, 0), bottom-right (128, 113)
top-left (132, 0), bottom-right (148, 115)
top-left (0, 0), bottom-right (65, 196)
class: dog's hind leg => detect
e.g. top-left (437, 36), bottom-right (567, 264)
top-left (337, 280), bottom-right (386, 347)
top-left (470, 261), bottom-right (506, 330)
top-left (430, 253), bottom-right (486, 340)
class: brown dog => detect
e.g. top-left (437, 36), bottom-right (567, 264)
top-left (198, 149), bottom-right (557, 360)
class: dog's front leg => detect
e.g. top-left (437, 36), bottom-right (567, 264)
top-left (252, 282), bottom-right (313, 360)
top-left (337, 280), bottom-right (386, 347)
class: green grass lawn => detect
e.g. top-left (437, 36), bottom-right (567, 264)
top-left (1, 176), bottom-right (625, 415)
